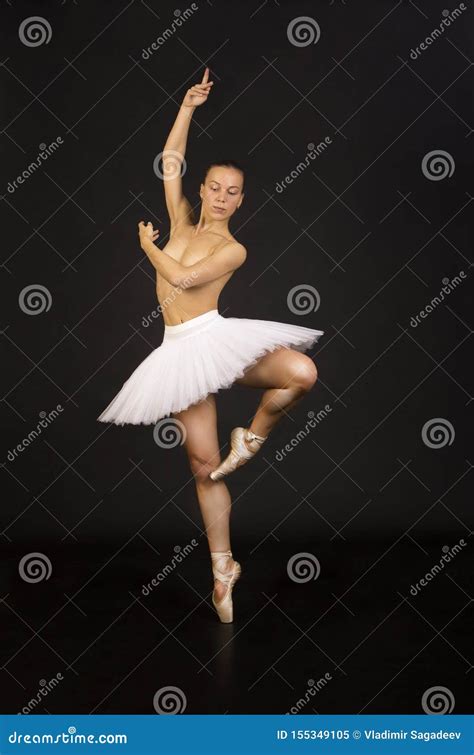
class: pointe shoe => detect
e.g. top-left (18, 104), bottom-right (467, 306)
top-left (209, 427), bottom-right (268, 482)
top-left (210, 549), bottom-right (242, 623)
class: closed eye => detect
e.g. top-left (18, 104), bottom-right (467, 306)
top-left (210, 185), bottom-right (238, 195)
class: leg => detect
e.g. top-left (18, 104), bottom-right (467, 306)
top-left (209, 348), bottom-right (319, 482)
top-left (236, 347), bottom-right (319, 438)
top-left (172, 396), bottom-right (237, 603)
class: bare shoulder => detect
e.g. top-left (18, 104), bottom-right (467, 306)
top-left (214, 236), bottom-right (247, 259)
top-left (223, 239), bottom-right (247, 263)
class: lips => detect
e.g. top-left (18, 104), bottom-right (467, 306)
top-left (212, 206), bottom-right (226, 213)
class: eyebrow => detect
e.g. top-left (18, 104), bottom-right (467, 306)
top-left (209, 180), bottom-right (240, 189)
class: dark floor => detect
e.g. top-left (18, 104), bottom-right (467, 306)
top-left (1, 537), bottom-right (472, 715)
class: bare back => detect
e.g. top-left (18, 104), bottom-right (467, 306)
top-left (157, 225), bottom-right (237, 325)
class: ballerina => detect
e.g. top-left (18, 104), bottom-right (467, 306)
top-left (98, 67), bottom-right (324, 622)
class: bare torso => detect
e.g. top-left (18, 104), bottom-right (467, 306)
top-left (157, 225), bottom-right (237, 325)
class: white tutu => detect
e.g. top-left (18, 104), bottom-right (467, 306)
top-left (97, 309), bottom-right (324, 425)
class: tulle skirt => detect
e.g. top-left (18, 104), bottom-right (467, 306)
top-left (97, 309), bottom-right (324, 425)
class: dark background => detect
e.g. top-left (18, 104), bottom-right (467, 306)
top-left (0, 0), bottom-right (472, 716)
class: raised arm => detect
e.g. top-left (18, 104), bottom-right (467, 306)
top-left (162, 67), bottom-right (214, 232)
top-left (138, 222), bottom-right (246, 288)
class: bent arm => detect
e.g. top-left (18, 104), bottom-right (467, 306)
top-left (141, 238), bottom-right (247, 288)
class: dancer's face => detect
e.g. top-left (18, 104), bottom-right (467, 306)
top-left (200, 166), bottom-right (244, 221)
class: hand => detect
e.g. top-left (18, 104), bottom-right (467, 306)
top-left (182, 67), bottom-right (214, 108)
top-left (138, 220), bottom-right (160, 246)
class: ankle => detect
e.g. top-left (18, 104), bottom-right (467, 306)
top-left (211, 549), bottom-right (233, 568)
top-left (214, 554), bottom-right (234, 572)
top-left (245, 428), bottom-right (268, 450)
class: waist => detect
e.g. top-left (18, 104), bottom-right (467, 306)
top-left (163, 309), bottom-right (221, 339)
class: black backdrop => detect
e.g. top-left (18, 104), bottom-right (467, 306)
top-left (1, 0), bottom-right (472, 716)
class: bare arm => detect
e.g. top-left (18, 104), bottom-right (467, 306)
top-left (139, 222), bottom-right (246, 288)
top-left (162, 68), bottom-right (214, 232)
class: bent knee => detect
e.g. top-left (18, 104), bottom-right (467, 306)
top-left (290, 355), bottom-right (318, 392)
top-left (188, 453), bottom-right (219, 483)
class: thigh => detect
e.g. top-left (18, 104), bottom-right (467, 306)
top-left (172, 394), bottom-right (220, 464)
top-left (235, 347), bottom-right (310, 389)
